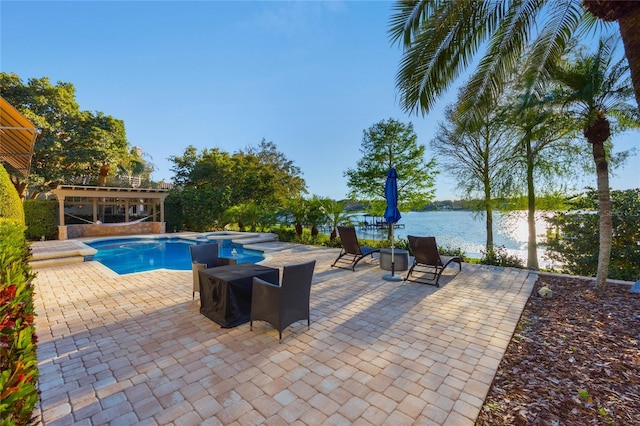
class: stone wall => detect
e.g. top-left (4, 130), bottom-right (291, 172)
top-left (59, 222), bottom-right (166, 240)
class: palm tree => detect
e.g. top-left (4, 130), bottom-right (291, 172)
top-left (388, 1), bottom-right (640, 118)
top-left (320, 199), bottom-right (352, 240)
top-left (550, 36), bottom-right (639, 290)
top-left (285, 197), bottom-right (308, 238)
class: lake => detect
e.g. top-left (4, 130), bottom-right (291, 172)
top-left (347, 210), bottom-right (552, 267)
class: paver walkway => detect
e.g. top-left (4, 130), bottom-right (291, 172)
top-left (30, 241), bottom-right (535, 425)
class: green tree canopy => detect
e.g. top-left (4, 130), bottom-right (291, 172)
top-left (0, 73), bottom-right (131, 197)
top-left (345, 118), bottom-right (437, 211)
top-left (168, 140), bottom-right (306, 232)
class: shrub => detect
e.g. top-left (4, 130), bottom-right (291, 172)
top-left (0, 165), bottom-right (24, 224)
top-left (24, 200), bottom-right (58, 241)
top-left (0, 219), bottom-right (39, 425)
top-left (480, 246), bottom-right (525, 268)
top-left (544, 188), bottom-right (640, 281)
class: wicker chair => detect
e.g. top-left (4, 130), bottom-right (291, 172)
top-left (331, 226), bottom-right (380, 271)
top-left (190, 243), bottom-right (236, 299)
top-left (405, 236), bottom-right (462, 287)
top-left (250, 260), bottom-right (316, 342)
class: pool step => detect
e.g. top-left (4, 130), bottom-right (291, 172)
top-left (29, 240), bottom-right (97, 270)
top-left (31, 255), bottom-right (86, 269)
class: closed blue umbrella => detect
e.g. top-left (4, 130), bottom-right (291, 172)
top-left (383, 168), bottom-right (402, 281)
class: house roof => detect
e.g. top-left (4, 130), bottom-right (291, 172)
top-left (0, 96), bottom-right (39, 178)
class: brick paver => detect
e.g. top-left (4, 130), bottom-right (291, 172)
top-left (30, 240), bottom-right (534, 425)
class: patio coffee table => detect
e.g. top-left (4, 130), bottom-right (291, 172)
top-left (199, 263), bottom-right (279, 328)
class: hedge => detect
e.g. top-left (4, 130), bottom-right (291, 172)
top-left (24, 200), bottom-right (58, 241)
top-left (0, 220), bottom-right (39, 425)
top-left (0, 165), bottom-right (24, 224)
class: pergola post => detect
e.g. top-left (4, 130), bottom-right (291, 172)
top-left (58, 195), bottom-right (66, 226)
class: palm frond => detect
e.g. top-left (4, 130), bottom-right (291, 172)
top-left (457, 0), bottom-right (547, 119)
top-left (388, 0), bottom-right (438, 48)
top-left (522, 0), bottom-right (586, 99)
top-left (393, 0), bottom-right (505, 115)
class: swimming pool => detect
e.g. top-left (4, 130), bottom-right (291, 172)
top-left (86, 237), bottom-right (265, 274)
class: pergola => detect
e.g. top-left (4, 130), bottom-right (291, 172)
top-left (0, 96), bottom-right (38, 178)
top-left (52, 185), bottom-right (169, 227)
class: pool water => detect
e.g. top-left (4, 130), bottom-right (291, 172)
top-left (86, 237), bottom-right (265, 274)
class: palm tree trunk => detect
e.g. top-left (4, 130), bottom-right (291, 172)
top-left (583, 0), bottom-right (640, 112)
top-left (592, 140), bottom-right (613, 291)
top-left (526, 139), bottom-right (539, 270)
top-left (619, 12), bottom-right (640, 112)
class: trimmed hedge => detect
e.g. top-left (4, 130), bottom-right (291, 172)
top-left (0, 219), bottom-right (39, 425)
top-left (0, 165), bottom-right (24, 225)
top-left (24, 200), bottom-right (58, 241)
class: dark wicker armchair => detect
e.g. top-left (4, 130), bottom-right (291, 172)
top-left (250, 260), bottom-right (316, 342)
top-left (189, 243), bottom-right (236, 299)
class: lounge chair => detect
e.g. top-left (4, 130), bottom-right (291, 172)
top-left (405, 236), bottom-right (462, 287)
top-left (331, 226), bottom-right (380, 271)
top-left (190, 243), bottom-right (236, 299)
top-left (250, 260), bottom-right (316, 342)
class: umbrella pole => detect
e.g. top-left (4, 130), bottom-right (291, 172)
top-left (391, 225), bottom-right (395, 276)
top-left (383, 224), bottom-right (402, 282)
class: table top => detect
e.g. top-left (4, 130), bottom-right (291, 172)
top-left (380, 248), bottom-right (409, 254)
top-left (200, 263), bottom-right (279, 281)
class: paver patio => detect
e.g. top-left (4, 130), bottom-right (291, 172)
top-left (30, 240), bottom-right (535, 425)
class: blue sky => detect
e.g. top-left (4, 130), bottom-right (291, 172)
top-left (2, 1), bottom-right (638, 200)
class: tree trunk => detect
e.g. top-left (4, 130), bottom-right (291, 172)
top-left (484, 179), bottom-right (494, 250)
top-left (98, 164), bottom-right (110, 186)
top-left (592, 139), bottom-right (613, 291)
top-left (619, 12), bottom-right (640, 113)
top-left (330, 228), bottom-right (337, 240)
top-left (10, 175), bottom-right (27, 200)
top-left (311, 226), bottom-right (318, 237)
top-left (526, 138), bottom-right (539, 270)
top-left (583, 0), bottom-right (640, 113)
top-left (295, 221), bottom-right (302, 237)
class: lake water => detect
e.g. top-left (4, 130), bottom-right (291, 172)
top-left (348, 210), bottom-right (551, 266)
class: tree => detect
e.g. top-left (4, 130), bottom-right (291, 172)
top-left (388, 1), bottom-right (640, 118)
top-left (0, 73), bottom-right (130, 197)
top-left (550, 36), bottom-right (639, 289)
top-left (507, 89), bottom-right (580, 269)
top-left (304, 196), bottom-right (325, 238)
top-left (431, 102), bottom-right (514, 252)
top-left (238, 139), bottom-right (307, 206)
top-left (345, 118), bottom-right (438, 238)
top-left (113, 146), bottom-right (155, 188)
top-left (168, 141), bottom-right (306, 231)
top-left (320, 199), bottom-right (352, 240)
top-left (284, 196), bottom-right (308, 238)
